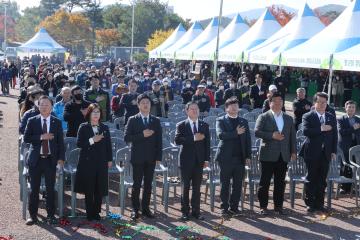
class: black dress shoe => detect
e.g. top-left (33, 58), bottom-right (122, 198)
top-left (25, 217), bottom-right (38, 226)
top-left (306, 207), bottom-right (316, 213)
top-left (93, 213), bottom-right (101, 221)
top-left (229, 208), bottom-right (241, 215)
top-left (181, 213), bottom-right (189, 221)
top-left (317, 206), bottom-right (329, 213)
top-left (191, 213), bottom-right (204, 220)
top-left (221, 209), bottom-right (231, 216)
top-left (259, 208), bottom-right (269, 216)
top-left (142, 210), bottom-right (155, 218)
top-left (274, 207), bottom-right (286, 215)
top-left (131, 211), bottom-right (140, 221)
top-left (46, 216), bottom-right (58, 225)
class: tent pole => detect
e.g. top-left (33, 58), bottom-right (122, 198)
top-left (213, 0), bottom-right (223, 83)
top-left (327, 54), bottom-right (334, 105)
top-left (241, 52), bottom-right (244, 73)
top-left (279, 53), bottom-right (282, 76)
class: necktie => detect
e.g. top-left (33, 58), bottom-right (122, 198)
top-left (320, 115), bottom-right (325, 125)
top-left (42, 119), bottom-right (49, 155)
top-left (193, 121), bottom-right (198, 134)
top-left (144, 117), bottom-right (148, 127)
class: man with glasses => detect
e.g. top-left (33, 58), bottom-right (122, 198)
top-left (300, 92), bottom-right (337, 213)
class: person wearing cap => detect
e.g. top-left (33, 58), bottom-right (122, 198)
top-left (146, 80), bottom-right (168, 117)
top-left (119, 79), bottom-right (140, 124)
top-left (273, 70), bottom-right (287, 101)
top-left (250, 74), bottom-right (267, 109)
top-left (84, 76), bottom-right (111, 122)
top-left (223, 78), bottom-right (243, 107)
top-left (262, 85), bottom-right (285, 113)
top-left (238, 76), bottom-right (251, 110)
top-left (181, 79), bottom-right (195, 104)
top-left (54, 68), bottom-right (68, 89)
top-left (192, 84), bottom-right (210, 117)
top-left (111, 83), bottom-right (128, 119)
top-left (292, 88), bottom-right (312, 130)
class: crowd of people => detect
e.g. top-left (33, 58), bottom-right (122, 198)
top-left (12, 57), bottom-right (360, 225)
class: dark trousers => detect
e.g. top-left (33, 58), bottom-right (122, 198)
top-left (1, 80), bottom-right (10, 94)
top-left (131, 161), bottom-right (155, 212)
top-left (219, 159), bottom-right (245, 210)
top-left (304, 151), bottom-right (330, 208)
top-left (28, 157), bottom-right (56, 217)
top-left (258, 156), bottom-right (288, 209)
top-left (180, 162), bottom-right (203, 215)
top-left (84, 173), bottom-right (102, 218)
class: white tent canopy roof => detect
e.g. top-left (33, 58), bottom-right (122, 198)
top-left (247, 3), bottom-right (325, 65)
top-left (149, 23), bottom-right (186, 58)
top-left (17, 28), bottom-right (66, 53)
top-left (281, 0), bottom-right (360, 69)
top-left (193, 14), bottom-right (250, 61)
top-left (218, 8), bottom-right (282, 62)
top-left (176, 17), bottom-right (222, 60)
top-left (161, 21), bottom-right (203, 59)
top-left (333, 43), bottom-right (360, 71)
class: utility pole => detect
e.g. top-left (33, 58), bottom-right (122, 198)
top-left (130, 2), bottom-right (135, 62)
top-left (213, 0), bottom-right (223, 83)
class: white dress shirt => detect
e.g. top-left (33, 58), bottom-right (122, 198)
top-left (40, 115), bottom-right (51, 154)
top-left (271, 110), bottom-right (284, 133)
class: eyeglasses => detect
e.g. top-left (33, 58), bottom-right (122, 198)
top-left (92, 111), bottom-right (101, 114)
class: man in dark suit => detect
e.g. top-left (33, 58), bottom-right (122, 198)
top-left (215, 98), bottom-right (251, 216)
top-left (23, 95), bottom-right (65, 225)
top-left (223, 79), bottom-right (243, 106)
top-left (124, 94), bottom-right (162, 220)
top-left (175, 101), bottom-right (210, 221)
top-left (338, 100), bottom-right (360, 193)
top-left (292, 88), bottom-right (312, 130)
top-left (301, 92), bottom-right (337, 213)
top-left (255, 93), bottom-right (296, 215)
top-left (119, 79), bottom-right (139, 124)
top-left (250, 74), bottom-right (267, 109)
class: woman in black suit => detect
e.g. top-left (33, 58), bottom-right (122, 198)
top-left (75, 103), bottom-right (112, 221)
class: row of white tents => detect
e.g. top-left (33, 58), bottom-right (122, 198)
top-left (149, 0), bottom-right (360, 73)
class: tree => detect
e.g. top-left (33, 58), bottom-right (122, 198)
top-left (145, 28), bottom-right (173, 52)
top-left (0, 1), bottom-right (20, 42)
top-left (38, 10), bottom-right (92, 53)
top-left (314, 9), bottom-right (340, 26)
top-left (269, 5), bottom-right (295, 27)
top-left (243, 17), bottom-right (256, 27)
top-left (15, 7), bottom-right (42, 42)
top-left (96, 28), bottom-right (120, 53)
top-left (39, 0), bottom-right (66, 18)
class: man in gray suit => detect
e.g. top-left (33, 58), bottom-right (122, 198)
top-left (255, 93), bottom-right (296, 215)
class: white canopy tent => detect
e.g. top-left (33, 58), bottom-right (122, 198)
top-left (247, 3), bottom-right (325, 66)
top-left (161, 21), bottom-right (203, 59)
top-left (193, 14), bottom-right (249, 61)
top-left (175, 18), bottom-right (222, 60)
top-left (281, 0), bottom-right (360, 69)
top-left (149, 23), bottom-right (186, 58)
top-left (333, 43), bottom-right (360, 72)
top-left (218, 8), bottom-right (282, 62)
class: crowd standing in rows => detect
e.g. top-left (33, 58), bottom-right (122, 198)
top-left (11, 56), bottom-right (360, 225)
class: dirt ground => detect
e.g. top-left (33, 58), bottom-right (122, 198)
top-left (0, 89), bottom-right (359, 240)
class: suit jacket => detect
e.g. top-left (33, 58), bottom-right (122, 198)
top-left (174, 119), bottom-right (210, 168)
top-left (250, 84), bottom-right (267, 109)
top-left (23, 115), bottom-right (65, 167)
top-left (338, 115), bottom-right (360, 158)
top-left (300, 111), bottom-right (338, 162)
top-left (214, 115), bottom-right (251, 164)
top-left (255, 111), bottom-right (296, 162)
top-left (75, 122), bottom-right (112, 195)
top-left (124, 113), bottom-right (162, 164)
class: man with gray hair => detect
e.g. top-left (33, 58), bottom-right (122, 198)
top-left (292, 88), bottom-right (312, 131)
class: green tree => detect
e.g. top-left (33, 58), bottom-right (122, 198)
top-left (39, 0), bottom-right (66, 18)
top-left (15, 7), bottom-right (42, 42)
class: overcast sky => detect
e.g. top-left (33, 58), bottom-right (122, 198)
top-left (15, 0), bottom-right (353, 20)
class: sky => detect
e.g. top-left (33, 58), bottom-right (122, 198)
top-left (14, 0), bottom-right (353, 20)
